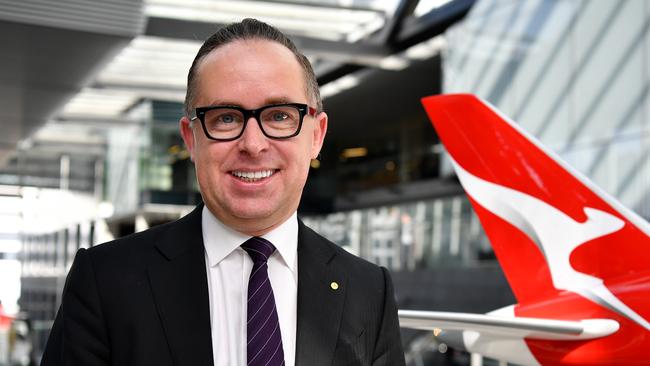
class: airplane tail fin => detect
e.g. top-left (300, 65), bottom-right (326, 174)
top-left (421, 94), bottom-right (650, 306)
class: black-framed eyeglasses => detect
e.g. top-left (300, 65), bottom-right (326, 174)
top-left (191, 103), bottom-right (317, 141)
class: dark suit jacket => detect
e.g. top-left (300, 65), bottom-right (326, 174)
top-left (41, 205), bottom-right (405, 366)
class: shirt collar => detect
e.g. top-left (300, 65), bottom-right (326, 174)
top-left (202, 206), bottom-right (298, 273)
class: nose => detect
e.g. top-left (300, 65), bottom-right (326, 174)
top-left (237, 117), bottom-right (269, 156)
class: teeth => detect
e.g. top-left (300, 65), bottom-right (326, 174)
top-left (232, 170), bottom-right (274, 181)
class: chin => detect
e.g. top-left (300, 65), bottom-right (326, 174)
top-left (231, 203), bottom-right (277, 220)
top-left (234, 210), bottom-right (274, 221)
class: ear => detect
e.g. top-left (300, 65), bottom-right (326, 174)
top-left (310, 111), bottom-right (328, 159)
top-left (179, 116), bottom-right (197, 162)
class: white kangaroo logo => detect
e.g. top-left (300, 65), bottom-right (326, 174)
top-left (452, 158), bottom-right (650, 331)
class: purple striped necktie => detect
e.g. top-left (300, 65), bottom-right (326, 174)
top-left (241, 237), bottom-right (285, 366)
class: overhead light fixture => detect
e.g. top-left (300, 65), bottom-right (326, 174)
top-left (60, 88), bottom-right (139, 118)
top-left (341, 147), bottom-right (368, 159)
top-left (346, 16), bottom-right (386, 43)
top-left (431, 144), bottom-right (445, 154)
top-left (404, 35), bottom-right (446, 60)
top-left (378, 55), bottom-right (410, 70)
top-left (320, 74), bottom-right (361, 99)
top-left (97, 36), bottom-right (199, 90)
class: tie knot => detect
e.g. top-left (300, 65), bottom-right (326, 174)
top-left (241, 237), bottom-right (276, 263)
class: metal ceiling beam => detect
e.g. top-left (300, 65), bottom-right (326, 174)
top-left (316, 64), bottom-right (364, 87)
top-left (317, 0), bottom-right (474, 84)
top-left (0, 145), bottom-right (105, 165)
top-left (89, 81), bottom-right (186, 103)
top-left (53, 116), bottom-right (146, 127)
top-left (25, 142), bottom-right (107, 157)
top-left (143, 16), bottom-right (220, 43)
top-left (93, 81), bottom-right (186, 93)
top-left (395, 0), bottom-right (475, 51)
top-left (374, 0), bottom-right (420, 45)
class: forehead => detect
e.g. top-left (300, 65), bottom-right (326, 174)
top-left (194, 39), bottom-right (308, 105)
top-left (201, 38), bottom-right (298, 64)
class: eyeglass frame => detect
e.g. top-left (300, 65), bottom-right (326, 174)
top-left (190, 102), bottom-right (318, 141)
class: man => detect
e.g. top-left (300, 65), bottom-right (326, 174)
top-left (42, 19), bottom-right (405, 366)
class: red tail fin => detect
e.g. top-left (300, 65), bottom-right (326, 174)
top-left (421, 94), bottom-right (650, 318)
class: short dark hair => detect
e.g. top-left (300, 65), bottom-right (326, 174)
top-left (184, 18), bottom-right (322, 118)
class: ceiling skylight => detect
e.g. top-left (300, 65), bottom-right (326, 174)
top-left (145, 0), bottom-right (387, 42)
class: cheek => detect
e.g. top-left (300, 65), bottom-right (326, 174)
top-left (193, 149), bottom-right (209, 174)
top-left (287, 143), bottom-right (313, 171)
top-left (294, 155), bottom-right (313, 185)
top-left (193, 160), bottom-right (211, 191)
top-left (193, 147), bottom-right (223, 181)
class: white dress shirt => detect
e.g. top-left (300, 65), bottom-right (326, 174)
top-left (202, 206), bottom-right (298, 366)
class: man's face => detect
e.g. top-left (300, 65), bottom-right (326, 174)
top-left (180, 39), bottom-right (327, 236)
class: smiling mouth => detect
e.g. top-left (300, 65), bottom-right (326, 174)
top-left (230, 169), bottom-right (277, 182)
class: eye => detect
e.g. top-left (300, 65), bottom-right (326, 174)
top-left (218, 113), bottom-right (237, 124)
top-left (271, 111), bottom-right (289, 122)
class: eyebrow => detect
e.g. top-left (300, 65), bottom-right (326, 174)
top-left (203, 97), bottom-right (298, 108)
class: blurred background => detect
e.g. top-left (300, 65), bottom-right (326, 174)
top-left (1, 0), bottom-right (649, 364)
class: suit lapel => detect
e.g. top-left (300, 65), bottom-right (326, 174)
top-left (295, 221), bottom-right (347, 366)
top-left (147, 205), bottom-right (214, 366)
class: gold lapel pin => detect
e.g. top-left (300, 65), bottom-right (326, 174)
top-left (330, 281), bottom-right (339, 290)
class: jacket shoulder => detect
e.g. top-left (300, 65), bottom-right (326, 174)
top-left (85, 205), bottom-right (203, 265)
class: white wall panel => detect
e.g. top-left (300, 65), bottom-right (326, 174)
top-left (444, 0), bottom-right (650, 219)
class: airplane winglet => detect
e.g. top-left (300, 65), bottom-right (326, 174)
top-left (398, 310), bottom-right (619, 340)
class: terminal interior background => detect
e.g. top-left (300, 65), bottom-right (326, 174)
top-left (1, 0), bottom-right (650, 364)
